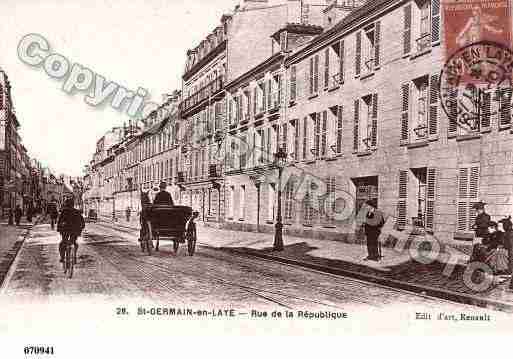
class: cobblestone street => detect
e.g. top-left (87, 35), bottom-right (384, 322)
top-left (1, 220), bottom-right (497, 312)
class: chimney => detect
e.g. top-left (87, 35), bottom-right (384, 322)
top-left (323, 0), bottom-right (364, 29)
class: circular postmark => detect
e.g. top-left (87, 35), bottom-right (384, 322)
top-left (439, 41), bottom-right (513, 132)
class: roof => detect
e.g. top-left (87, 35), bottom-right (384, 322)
top-left (287, 0), bottom-right (396, 63)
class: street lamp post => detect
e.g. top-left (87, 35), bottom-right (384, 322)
top-left (273, 147), bottom-right (287, 251)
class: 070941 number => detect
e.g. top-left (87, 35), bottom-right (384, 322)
top-left (24, 346), bottom-right (54, 355)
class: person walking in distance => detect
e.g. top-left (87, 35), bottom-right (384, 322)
top-left (153, 181), bottom-right (174, 206)
top-left (57, 197), bottom-right (85, 263)
top-left (363, 199), bottom-right (385, 261)
top-left (47, 198), bottom-right (59, 230)
top-left (14, 205), bottom-right (22, 226)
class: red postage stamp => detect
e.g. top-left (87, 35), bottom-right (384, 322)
top-left (442, 0), bottom-right (512, 58)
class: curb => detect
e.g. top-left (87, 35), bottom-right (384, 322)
top-left (95, 219), bottom-right (513, 313)
top-left (0, 216), bottom-right (42, 292)
top-left (218, 247), bottom-right (513, 313)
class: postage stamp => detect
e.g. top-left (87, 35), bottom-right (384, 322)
top-left (442, 0), bottom-right (513, 59)
top-left (439, 41), bottom-right (513, 132)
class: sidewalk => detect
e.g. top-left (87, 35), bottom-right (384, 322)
top-left (99, 215), bottom-right (513, 312)
top-left (0, 216), bottom-right (41, 287)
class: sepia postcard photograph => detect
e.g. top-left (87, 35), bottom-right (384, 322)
top-left (0, 0), bottom-right (513, 356)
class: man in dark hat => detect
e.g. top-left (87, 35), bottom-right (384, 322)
top-left (153, 181), bottom-right (174, 206)
top-left (363, 199), bottom-right (385, 261)
top-left (470, 201), bottom-right (490, 261)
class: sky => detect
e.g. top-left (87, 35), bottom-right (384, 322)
top-left (0, 0), bottom-right (239, 177)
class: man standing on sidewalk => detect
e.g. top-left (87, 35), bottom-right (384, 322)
top-left (470, 201), bottom-right (490, 261)
top-left (363, 199), bottom-right (385, 261)
top-left (47, 198), bottom-right (59, 230)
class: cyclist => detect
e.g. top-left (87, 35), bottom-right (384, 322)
top-left (57, 197), bottom-right (85, 263)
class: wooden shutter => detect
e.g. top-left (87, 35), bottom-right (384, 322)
top-left (324, 48), bottom-right (330, 88)
top-left (371, 93), bottom-right (378, 147)
top-left (303, 117), bottom-right (308, 160)
top-left (336, 105), bottom-right (343, 154)
top-left (339, 40), bottom-right (345, 83)
top-left (397, 170), bottom-right (408, 229)
top-left (426, 168), bottom-right (437, 231)
top-left (262, 83), bottom-right (267, 111)
top-left (290, 66), bottom-right (297, 102)
top-left (267, 79), bottom-right (272, 109)
top-left (314, 55), bottom-right (319, 93)
top-left (294, 119), bottom-right (300, 160)
top-left (282, 122), bottom-right (288, 153)
top-left (238, 95), bottom-right (243, 123)
top-left (321, 110), bottom-right (327, 156)
top-left (499, 88), bottom-right (512, 127)
top-left (457, 166), bottom-right (480, 232)
top-left (431, 0), bottom-right (441, 44)
top-left (374, 21), bottom-right (381, 68)
top-left (429, 74), bottom-right (439, 136)
top-left (448, 88), bottom-right (458, 136)
top-left (401, 83), bottom-right (410, 142)
top-left (314, 113), bottom-right (320, 158)
top-left (404, 5), bottom-right (412, 55)
top-left (253, 87), bottom-right (257, 115)
top-left (355, 32), bottom-right (361, 76)
top-left (309, 57), bottom-right (314, 95)
top-left (266, 127), bottom-right (271, 163)
top-left (481, 91), bottom-right (492, 130)
top-left (353, 99), bottom-right (359, 152)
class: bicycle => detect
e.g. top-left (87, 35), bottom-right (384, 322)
top-left (62, 233), bottom-right (78, 279)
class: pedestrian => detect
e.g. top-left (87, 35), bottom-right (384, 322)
top-left (26, 204), bottom-right (33, 223)
top-left (14, 205), bottom-right (22, 226)
top-left (126, 207), bottom-right (131, 222)
top-left (470, 201), bottom-right (490, 261)
top-left (47, 198), bottom-right (59, 230)
top-left (363, 199), bottom-right (385, 261)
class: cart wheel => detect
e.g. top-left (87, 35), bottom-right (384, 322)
top-left (187, 237), bottom-right (196, 256)
top-left (173, 239), bottom-right (179, 254)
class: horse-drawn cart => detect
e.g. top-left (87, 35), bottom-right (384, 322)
top-left (139, 203), bottom-right (196, 256)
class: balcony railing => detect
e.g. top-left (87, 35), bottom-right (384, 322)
top-left (182, 76), bottom-right (224, 113)
top-left (416, 33), bottom-right (431, 53)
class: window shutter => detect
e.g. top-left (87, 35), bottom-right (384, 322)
top-left (397, 170), bottom-right (408, 229)
top-left (303, 116), bottom-right (308, 160)
top-left (401, 83), bottom-right (410, 142)
top-left (371, 93), bottom-right (378, 147)
top-left (457, 166), bottom-right (480, 232)
top-left (499, 88), bottom-right (512, 127)
top-left (481, 91), bottom-right (492, 130)
top-left (336, 105), bottom-right (343, 154)
top-left (228, 98), bottom-right (233, 125)
top-left (294, 119), bottom-right (300, 161)
top-left (448, 88), bottom-right (458, 136)
top-left (324, 48), bottom-right (330, 88)
top-left (238, 95), bottom-right (243, 123)
top-left (267, 79), bottom-right (272, 110)
top-left (309, 57), bottom-right (314, 95)
top-left (282, 122), bottom-right (288, 153)
top-left (403, 5), bottom-right (412, 55)
top-left (321, 110), bottom-right (327, 156)
top-left (426, 168), bottom-right (437, 231)
top-left (262, 83), bottom-right (267, 111)
top-left (374, 21), bottom-right (381, 68)
top-left (314, 113), bottom-right (320, 158)
top-left (339, 40), bottom-right (345, 83)
top-left (431, 0), bottom-right (441, 44)
top-left (429, 74), bottom-right (439, 136)
top-left (266, 127), bottom-right (271, 162)
top-left (355, 32), bottom-right (361, 76)
top-left (290, 66), bottom-right (297, 102)
top-left (314, 55), bottom-right (319, 93)
top-left (353, 99), bottom-right (359, 152)
top-left (252, 87), bottom-right (257, 116)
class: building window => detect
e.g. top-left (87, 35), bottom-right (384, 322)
top-left (416, 0), bottom-right (432, 52)
top-left (290, 66), bottom-right (297, 102)
top-left (228, 186), bottom-right (235, 219)
top-left (284, 178), bottom-right (296, 222)
top-left (309, 55), bottom-right (319, 96)
top-left (362, 26), bottom-right (375, 76)
top-left (354, 94), bottom-right (378, 152)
